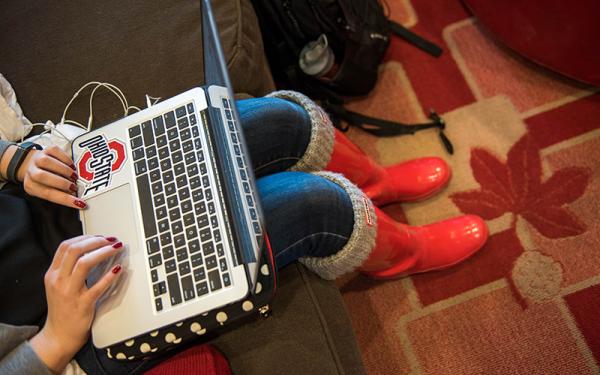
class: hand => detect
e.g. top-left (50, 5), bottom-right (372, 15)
top-left (29, 235), bottom-right (124, 373)
top-left (18, 145), bottom-right (87, 209)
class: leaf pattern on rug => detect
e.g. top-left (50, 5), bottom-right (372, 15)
top-left (450, 134), bottom-right (591, 238)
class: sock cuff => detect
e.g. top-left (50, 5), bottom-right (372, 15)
top-left (298, 171), bottom-right (377, 280)
top-left (265, 90), bottom-right (334, 172)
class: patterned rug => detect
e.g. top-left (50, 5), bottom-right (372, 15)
top-left (336, 1), bottom-right (600, 374)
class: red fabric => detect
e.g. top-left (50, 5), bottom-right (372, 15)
top-left (463, 0), bottom-right (600, 86)
top-left (564, 284), bottom-right (600, 361)
top-left (143, 345), bottom-right (231, 375)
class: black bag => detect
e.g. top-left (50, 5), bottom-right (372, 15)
top-left (251, 0), bottom-right (454, 154)
top-left (252, 0), bottom-right (441, 97)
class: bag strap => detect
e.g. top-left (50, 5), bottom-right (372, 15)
top-left (324, 103), bottom-right (454, 154)
top-left (388, 20), bottom-right (443, 57)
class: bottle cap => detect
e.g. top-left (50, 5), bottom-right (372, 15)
top-left (299, 34), bottom-right (335, 77)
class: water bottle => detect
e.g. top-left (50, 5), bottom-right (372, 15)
top-left (299, 34), bottom-right (338, 80)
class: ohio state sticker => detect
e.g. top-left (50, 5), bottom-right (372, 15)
top-left (77, 135), bottom-right (127, 196)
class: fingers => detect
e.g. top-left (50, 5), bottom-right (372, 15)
top-left (20, 146), bottom-right (84, 209)
top-left (36, 147), bottom-right (76, 181)
top-left (59, 236), bottom-right (119, 278)
top-left (71, 241), bottom-right (123, 289)
top-left (44, 145), bottom-right (76, 171)
top-left (50, 235), bottom-right (96, 271)
top-left (29, 167), bottom-right (76, 194)
top-left (86, 263), bottom-right (123, 302)
top-left (25, 178), bottom-right (86, 209)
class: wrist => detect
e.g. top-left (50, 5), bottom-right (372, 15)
top-left (0, 144), bottom-right (17, 181)
top-left (29, 327), bottom-right (80, 374)
top-left (16, 149), bottom-right (37, 182)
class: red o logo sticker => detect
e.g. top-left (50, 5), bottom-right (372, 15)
top-left (76, 135), bottom-right (127, 195)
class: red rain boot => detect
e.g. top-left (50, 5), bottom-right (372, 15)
top-left (359, 207), bottom-right (488, 279)
top-left (325, 129), bottom-right (451, 206)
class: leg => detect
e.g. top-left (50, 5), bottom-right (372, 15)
top-left (359, 207), bottom-right (488, 279)
top-left (258, 171), bottom-right (488, 280)
top-left (238, 98), bottom-right (318, 177)
top-left (325, 129), bottom-right (451, 205)
top-left (266, 91), bottom-right (451, 206)
top-left (256, 171), bottom-right (371, 273)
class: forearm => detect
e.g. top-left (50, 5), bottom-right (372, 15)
top-left (0, 141), bottom-right (37, 183)
top-left (29, 329), bottom-right (77, 375)
top-left (0, 323), bottom-right (54, 375)
top-left (0, 341), bottom-right (54, 375)
top-left (0, 140), bottom-right (16, 181)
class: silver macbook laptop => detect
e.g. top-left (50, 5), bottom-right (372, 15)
top-left (71, 0), bottom-right (266, 348)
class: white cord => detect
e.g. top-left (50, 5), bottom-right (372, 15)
top-left (145, 95), bottom-right (162, 108)
top-left (18, 82), bottom-right (152, 149)
top-left (20, 122), bottom-right (75, 146)
top-left (60, 81), bottom-right (143, 131)
top-left (20, 122), bottom-right (48, 143)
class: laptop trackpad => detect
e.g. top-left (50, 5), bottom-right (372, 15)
top-left (83, 184), bottom-right (139, 286)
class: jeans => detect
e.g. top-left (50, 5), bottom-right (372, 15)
top-left (238, 98), bottom-right (354, 270)
top-left (76, 97), bottom-right (356, 374)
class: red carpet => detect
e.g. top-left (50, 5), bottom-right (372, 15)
top-left (337, 1), bottom-right (600, 373)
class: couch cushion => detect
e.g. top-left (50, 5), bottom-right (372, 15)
top-left (0, 0), bottom-right (274, 127)
top-left (211, 264), bottom-right (366, 375)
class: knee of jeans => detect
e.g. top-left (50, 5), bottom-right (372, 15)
top-left (259, 171), bottom-right (351, 213)
top-left (258, 172), bottom-right (355, 246)
top-left (268, 98), bottom-right (309, 128)
top-left (241, 98), bottom-right (310, 129)
top-left (303, 178), bottom-right (349, 211)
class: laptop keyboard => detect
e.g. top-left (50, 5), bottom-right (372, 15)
top-left (128, 102), bottom-right (232, 313)
top-left (221, 98), bottom-right (263, 244)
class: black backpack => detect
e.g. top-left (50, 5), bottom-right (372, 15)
top-left (251, 0), bottom-right (454, 154)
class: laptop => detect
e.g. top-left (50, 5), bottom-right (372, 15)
top-left (71, 0), bottom-right (266, 348)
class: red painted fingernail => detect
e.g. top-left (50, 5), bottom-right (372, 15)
top-left (112, 264), bottom-right (122, 274)
top-left (105, 236), bottom-right (117, 242)
top-left (112, 241), bottom-right (123, 249)
top-left (69, 183), bottom-right (78, 192)
top-left (71, 172), bottom-right (78, 181)
top-left (74, 199), bottom-right (87, 209)
top-left (70, 164), bottom-right (76, 170)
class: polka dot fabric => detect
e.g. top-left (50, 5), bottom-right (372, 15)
top-left (104, 236), bottom-right (276, 361)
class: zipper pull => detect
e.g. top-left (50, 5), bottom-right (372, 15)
top-left (258, 305), bottom-right (271, 318)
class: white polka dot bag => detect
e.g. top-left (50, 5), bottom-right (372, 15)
top-left (104, 235), bottom-right (276, 361)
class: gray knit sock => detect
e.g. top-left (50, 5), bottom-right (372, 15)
top-left (298, 172), bottom-right (378, 280)
top-left (265, 90), bottom-right (334, 172)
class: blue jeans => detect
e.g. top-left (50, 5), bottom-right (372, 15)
top-left (238, 98), bottom-right (354, 269)
top-left (76, 97), bottom-right (355, 374)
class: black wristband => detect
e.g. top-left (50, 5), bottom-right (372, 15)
top-left (7, 142), bottom-right (42, 184)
